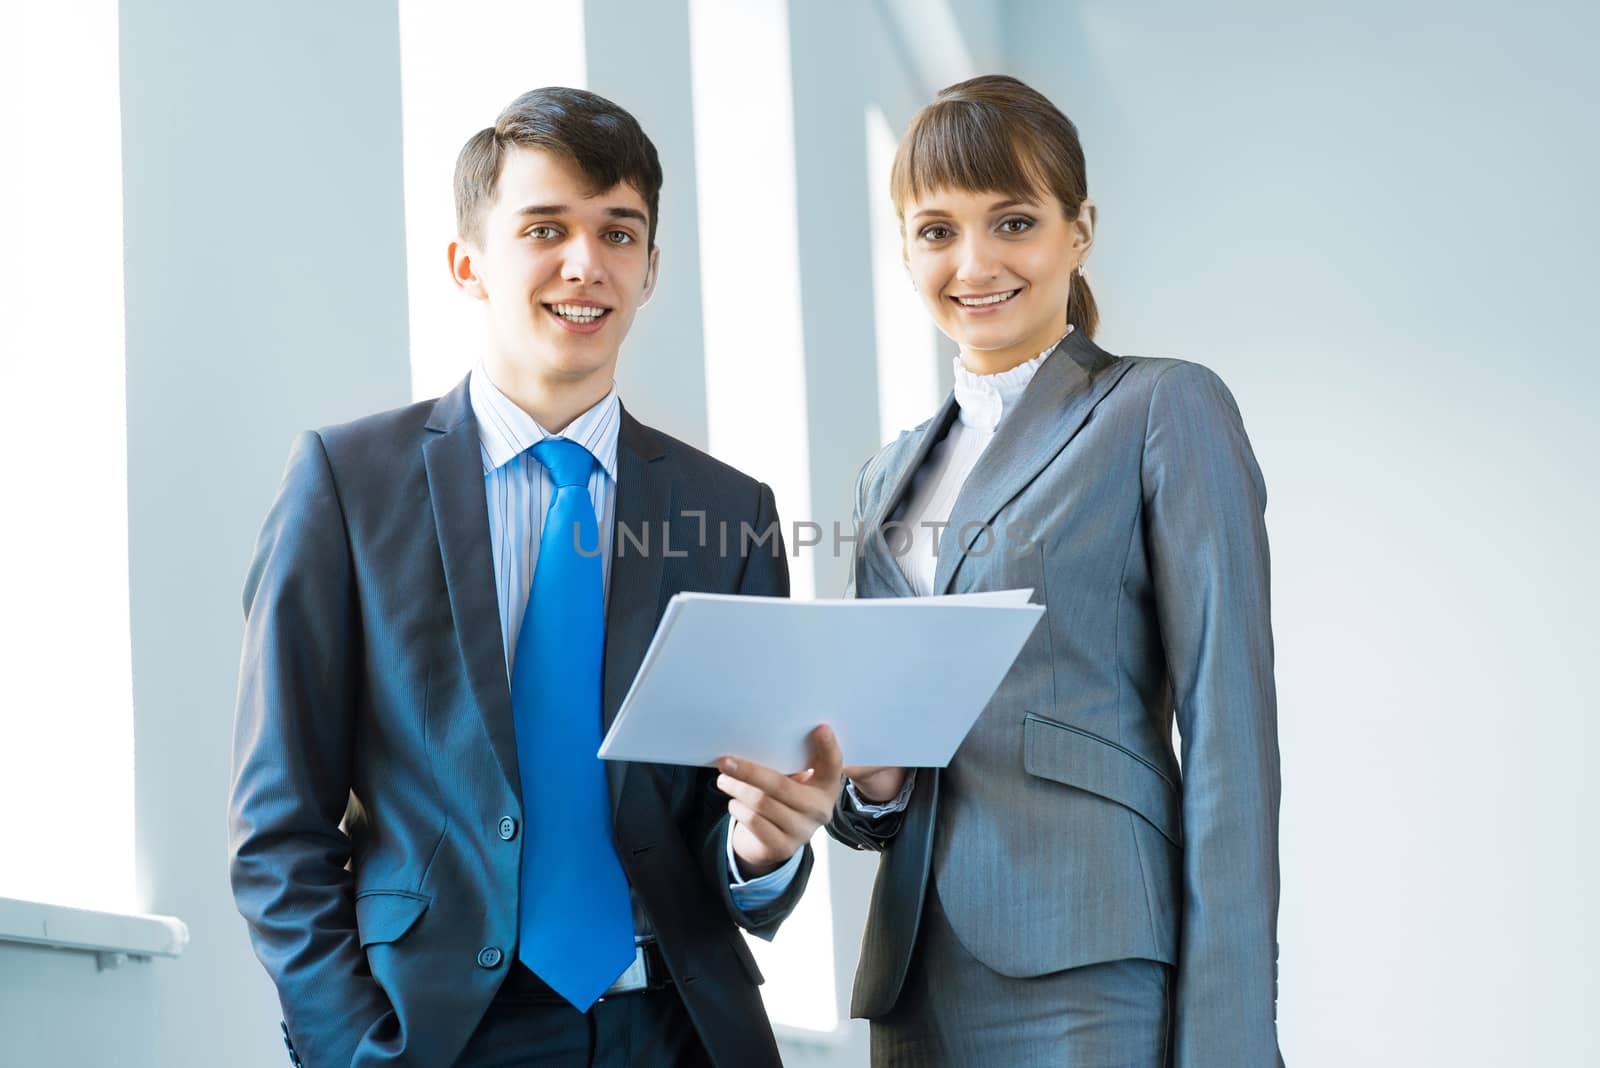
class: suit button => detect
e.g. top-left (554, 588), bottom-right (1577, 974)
top-left (476, 946), bottom-right (503, 969)
top-left (498, 817), bottom-right (517, 841)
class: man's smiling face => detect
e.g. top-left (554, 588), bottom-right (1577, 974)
top-left (457, 145), bottom-right (658, 392)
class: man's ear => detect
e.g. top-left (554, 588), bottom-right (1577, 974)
top-left (639, 243), bottom-right (662, 308)
top-left (448, 240), bottom-right (488, 301)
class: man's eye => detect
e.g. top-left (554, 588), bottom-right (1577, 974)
top-left (605, 230), bottom-right (635, 245)
top-left (920, 225), bottom-right (953, 241)
top-left (526, 225), bottom-right (558, 239)
top-left (998, 217), bottom-right (1034, 234)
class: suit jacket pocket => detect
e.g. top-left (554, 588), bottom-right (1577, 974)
top-left (1022, 713), bottom-right (1181, 847)
top-left (354, 889), bottom-right (431, 946)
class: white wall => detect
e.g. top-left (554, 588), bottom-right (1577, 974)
top-left (1007, 2), bottom-right (1599, 1064)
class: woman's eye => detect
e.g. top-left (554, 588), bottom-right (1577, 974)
top-left (998, 217), bottom-right (1035, 234)
top-left (526, 225), bottom-right (558, 239)
top-left (605, 230), bottom-right (635, 245)
top-left (920, 225), bottom-right (953, 241)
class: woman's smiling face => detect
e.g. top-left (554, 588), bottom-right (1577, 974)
top-left (901, 184), bottom-right (1093, 374)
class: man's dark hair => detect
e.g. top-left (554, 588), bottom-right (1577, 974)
top-left (453, 86), bottom-right (663, 249)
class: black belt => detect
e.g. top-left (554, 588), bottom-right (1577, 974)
top-left (500, 940), bottom-right (673, 1004)
top-left (600, 939), bottom-right (673, 999)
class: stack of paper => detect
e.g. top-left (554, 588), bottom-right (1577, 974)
top-left (598, 590), bottom-right (1043, 773)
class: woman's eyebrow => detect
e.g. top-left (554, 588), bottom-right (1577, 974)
top-left (910, 198), bottom-right (1036, 224)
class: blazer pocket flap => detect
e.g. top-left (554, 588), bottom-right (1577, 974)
top-left (355, 890), bottom-right (430, 946)
top-left (1023, 714), bottom-right (1181, 846)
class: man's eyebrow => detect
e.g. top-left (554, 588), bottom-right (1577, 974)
top-left (605, 206), bottom-right (647, 225)
top-left (513, 204), bottom-right (646, 226)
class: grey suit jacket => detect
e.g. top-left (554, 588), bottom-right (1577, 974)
top-left (229, 377), bottom-right (811, 1068)
top-left (829, 330), bottom-right (1283, 1067)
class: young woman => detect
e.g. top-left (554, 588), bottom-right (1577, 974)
top-left (831, 75), bottom-right (1284, 1066)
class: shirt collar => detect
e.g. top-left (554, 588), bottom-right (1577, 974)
top-left (468, 364), bottom-right (622, 483)
top-left (952, 326), bottom-right (1074, 431)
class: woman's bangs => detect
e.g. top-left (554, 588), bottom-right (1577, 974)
top-left (892, 103), bottom-right (1045, 211)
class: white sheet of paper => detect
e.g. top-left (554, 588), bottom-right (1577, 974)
top-left (597, 590), bottom-right (1044, 773)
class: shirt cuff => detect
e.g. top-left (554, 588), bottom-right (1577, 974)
top-left (726, 821), bottom-right (805, 912)
top-left (845, 769), bottom-right (916, 816)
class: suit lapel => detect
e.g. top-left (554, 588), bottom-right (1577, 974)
top-left (932, 330), bottom-right (1132, 594)
top-left (422, 376), bottom-right (523, 795)
top-left (860, 394), bottom-right (960, 598)
top-left (601, 407), bottom-right (670, 812)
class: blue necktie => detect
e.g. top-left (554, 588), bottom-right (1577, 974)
top-left (510, 438), bottom-right (634, 1011)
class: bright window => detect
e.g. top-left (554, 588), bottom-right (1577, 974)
top-left (689, 0), bottom-right (837, 1033)
top-left (866, 104), bottom-right (942, 444)
top-left (0, 0), bottom-right (135, 913)
top-left (398, 0), bottom-right (587, 402)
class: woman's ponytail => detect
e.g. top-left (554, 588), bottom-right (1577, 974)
top-left (1068, 266), bottom-right (1099, 339)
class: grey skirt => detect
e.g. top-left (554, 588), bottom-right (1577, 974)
top-left (871, 885), bottom-right (1172, 1068)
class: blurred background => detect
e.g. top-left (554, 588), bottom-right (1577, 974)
top-left (1, 1), bottom-right (1595, 1064)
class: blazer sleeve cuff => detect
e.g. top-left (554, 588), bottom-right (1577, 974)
top-left (726, 822), bottom-right (805, 911)
top-left (844, 769), bottom-right (916, 817)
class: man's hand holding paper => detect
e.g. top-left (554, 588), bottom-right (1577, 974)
top-left (717, 725), bottom-right (844, 878)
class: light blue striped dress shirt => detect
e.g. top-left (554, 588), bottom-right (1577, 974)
top-left (469, 366), bottom-right (801, 911)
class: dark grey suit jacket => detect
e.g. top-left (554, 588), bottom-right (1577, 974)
top-left (830, 330), bottom-right (1283, 1066)
top-left (229, 377), bottom-right (811, 1068)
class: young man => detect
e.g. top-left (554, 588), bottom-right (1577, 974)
top-left (229, 87), bottom-right (840, 1067)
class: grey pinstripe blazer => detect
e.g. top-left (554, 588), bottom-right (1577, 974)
top-left (829, 329), bottom-right (1284, 1067)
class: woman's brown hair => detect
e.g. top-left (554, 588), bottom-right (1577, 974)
top-left (890, 74), bottom-right (1098, 338)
